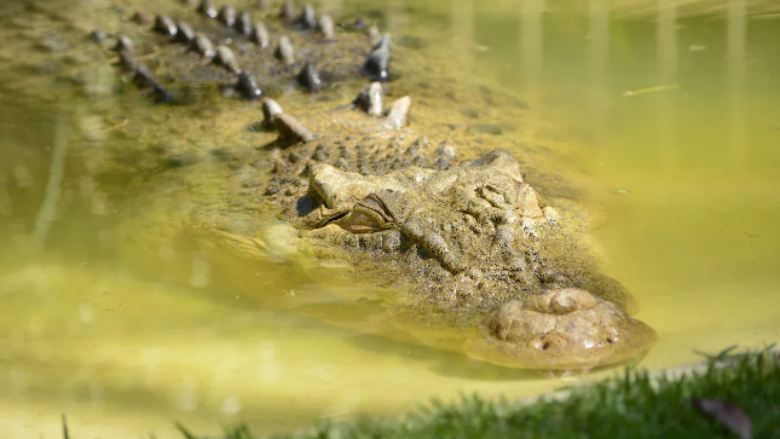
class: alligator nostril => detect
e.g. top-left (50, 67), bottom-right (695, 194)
top-left (606, 337), bottom-right (614, 344)
top-left (542, 341), bottom-right (551, 350)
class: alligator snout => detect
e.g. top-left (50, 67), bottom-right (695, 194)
top-left (464, 288), bottom-right (657, 370)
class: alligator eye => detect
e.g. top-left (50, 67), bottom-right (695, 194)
top-left (334, 208), bottom-right (389, 233)
top-left (333, 194), bottom-right (394, 234)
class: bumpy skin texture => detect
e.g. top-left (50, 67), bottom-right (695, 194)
top-left (108, 2), bottom-right (373, 102)
top-left (466, 289), bottom-right (657, 370)
top-left (262, 133), bottom-right (655, 370)
top-left (20, 0), bottom-right (655, 370)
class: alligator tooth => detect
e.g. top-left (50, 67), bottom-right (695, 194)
top-left (353, 82), bottom-right (383, 116)
top-left (364, 34), bottom-right (391, 81)
top-left (175, 21), bottom-right (195, 45)
top-left (212, 45), bottom-right (240, 73)
top-left (274, 114), bottom-right (313, 142)
top-left (235, 11), bottom-right (253, 36)
top-left (274, 36), bottom-right (295, 65)
top-left (235, 71), bottom-right (262, 100)
top-left (296, 63), bottom-right (322, 92)
top-left (113, 34), bottom-right (134, 52)
top-left (153, 15), bottom-right (177, 37)
top-left (317, 14), bottom-right (335, 41)
top-left (385, 96), bottom-right (410, 129)
top-left (218, 5), bottom-right (236, 27)
top-left (189, 33), bottom-right (215, 58)
top-left (279, 0), bottom-right (295, 23)
top-left (197, 0), bottom-right (217, 18)
top-left (297, 5), bottom-right (316, 30)
top-left (262, 98), bottom-right (284, 127)
top-left (250, 23), bottom-right (270, 47)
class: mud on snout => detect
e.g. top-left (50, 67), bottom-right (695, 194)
top-left (464, 288), bottom-right (657, 370)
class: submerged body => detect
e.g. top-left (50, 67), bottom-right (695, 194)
top-left (9, 0), bottom-right (655, 370)
top-left (254, 130), bottom-right (656, 370)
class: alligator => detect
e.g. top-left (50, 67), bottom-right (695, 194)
top-left (2, 0), bottom-right (656, 370)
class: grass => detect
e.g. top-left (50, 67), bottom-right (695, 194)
top-left (66, 346), bottom-right (780, 439)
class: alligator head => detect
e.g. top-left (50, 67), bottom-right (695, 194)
top-left (285, 147), bottom-right (656, 370)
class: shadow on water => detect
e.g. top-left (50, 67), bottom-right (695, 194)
top-left (282, 296), bottom-right (541, 381)
top-left (346, 333), bottom-right (547, 381)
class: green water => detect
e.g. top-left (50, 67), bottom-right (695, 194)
top-left (1, 0), bottom-right (779, 437)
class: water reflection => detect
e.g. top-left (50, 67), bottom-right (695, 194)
top-left (451, 0), bottom-right (475, 71)
top-left (519, 0), bottom-right (544, 84)
top-left (656, 0), bottom-right (678, 173)
top-left (727, 0), bottom-right (747, 167)
top-left (29, 111), bottom-right (68, 255)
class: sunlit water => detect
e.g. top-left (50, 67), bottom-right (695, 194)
top-left (1, 1), bottom-right (779, 437)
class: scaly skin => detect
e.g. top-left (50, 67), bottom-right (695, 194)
top-left (1, 0), bottom-right (656, 370)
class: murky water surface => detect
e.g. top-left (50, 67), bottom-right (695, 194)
top-left (1, 0), bottom-right (779, 437)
